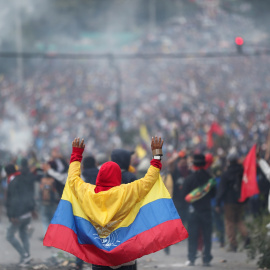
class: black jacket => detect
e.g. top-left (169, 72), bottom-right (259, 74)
top-left (121, 171), bottom-right (137, 184)
top-left (6, 173), bottom-right (35, 218)
top-left (82, 168), bottom-right (99, 185)
top-left (216, 162), bottom-right (244, 206)
top-left (182, 169), bottom-right (215, 212)
top-left (20, 167), bottom-right (38, 187)
top-left (111, 149), bottom-right (137, 184)
top-left (172, 166), bottom-right (192, 210)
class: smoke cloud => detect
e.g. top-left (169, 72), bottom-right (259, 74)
top-left (0, 101), bottom-right (32, 154)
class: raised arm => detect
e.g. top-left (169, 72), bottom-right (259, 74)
top-left (67, 138), bottom-right (91, 199)
top-left (127, 136), bottom-right (164, 201)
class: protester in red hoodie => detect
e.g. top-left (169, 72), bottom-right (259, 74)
top-left (70, 136), bottom-right (163, 270)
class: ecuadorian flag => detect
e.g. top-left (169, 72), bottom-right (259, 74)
top-left (44, 161), bottom-right (188, 266)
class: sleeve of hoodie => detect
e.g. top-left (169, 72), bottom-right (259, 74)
top-left (124, 160), bottom-right (162, 202)
top-left (67, 147), bottom-right (93, 199)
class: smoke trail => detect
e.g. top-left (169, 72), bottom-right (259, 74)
top-left (0, 101), bottom-right (32, 154)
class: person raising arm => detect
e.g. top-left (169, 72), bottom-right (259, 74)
top-left (44, 136), bottom-right (188, 269)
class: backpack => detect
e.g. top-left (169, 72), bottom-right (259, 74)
top-left (228, 169), bottom-right (243, 202)
top-left (40, 176), bottom-right (57, 205)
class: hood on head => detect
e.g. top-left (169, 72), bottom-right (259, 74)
top-left (21, 158), bottom-right (29, 168)
top-left (5, 164), bottom-right (16, 176)
top-left (82, 168), bottom-right (99, 185)
top-left (111, 149), bottom-right (133, 171)
top-left (82, 156), bottom-right (96, 169)
top-left (94, 161), bottom-right (122, 193)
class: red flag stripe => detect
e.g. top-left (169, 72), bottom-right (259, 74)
top-left (44, 219), bottom-right (188, 266)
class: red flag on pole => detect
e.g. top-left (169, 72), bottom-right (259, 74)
top-left (238, 144), bottom-right (259, 203)
top-left (207, 131), bottom-right (214, 149)
top-left (207, 122), bottom-right (224, 149)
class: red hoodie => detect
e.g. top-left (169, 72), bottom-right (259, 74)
top-left (94, 161), bottom-right (122, 193)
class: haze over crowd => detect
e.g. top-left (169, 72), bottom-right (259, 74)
top-left (0, 0), bottom-right (269, 161)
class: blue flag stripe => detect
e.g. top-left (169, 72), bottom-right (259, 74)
top-left (51, 198), bottom-right (180, 251)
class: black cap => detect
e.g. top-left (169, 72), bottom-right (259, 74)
top-left (193, 154), bottom-right (206, 167)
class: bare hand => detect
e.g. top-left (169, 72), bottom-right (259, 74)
top-left (151, 136), bottom-right (164, 152)
top-left (72, 138), bottom-right (85, 149)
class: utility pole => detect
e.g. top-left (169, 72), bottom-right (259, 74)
top-left (149, 0), bottom-right (156, 32)
top-left (235, 36), bottom-right (244, 54)
top-left (15, 7), bottom-right (24, 88)
top-left (108, 56), bottom-right (122, 136)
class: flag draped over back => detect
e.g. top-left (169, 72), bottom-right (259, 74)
top-left (239, 144), bottom-right (259, 203)
top-left (43, 162), bottom-right (188, 266)
top-left (185, 178), bottom-right (216, 203)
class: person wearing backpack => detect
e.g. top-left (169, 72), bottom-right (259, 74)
top-left (215, 152), bottom-right (250, 252)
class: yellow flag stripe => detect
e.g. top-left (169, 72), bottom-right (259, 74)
top-left (62, 175), bottom-right (170, 233)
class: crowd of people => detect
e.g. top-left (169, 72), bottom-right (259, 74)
top-left (0, 55), bottom-right (270, 161)
top-left (0, 140), bottom-right (270, 268)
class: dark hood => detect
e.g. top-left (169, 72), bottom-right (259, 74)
top-left (111, 149), bottom-right (132, 171)
top-left (82, 168), bottom-right (99, 185)
top-left (82, 156), bottom-right (96, 169)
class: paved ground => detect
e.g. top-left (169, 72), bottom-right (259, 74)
top-left (0, 215), bottom-right (259, 270)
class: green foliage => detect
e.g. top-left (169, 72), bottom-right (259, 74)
top-left (246, 214), bottom-right (270, 269)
